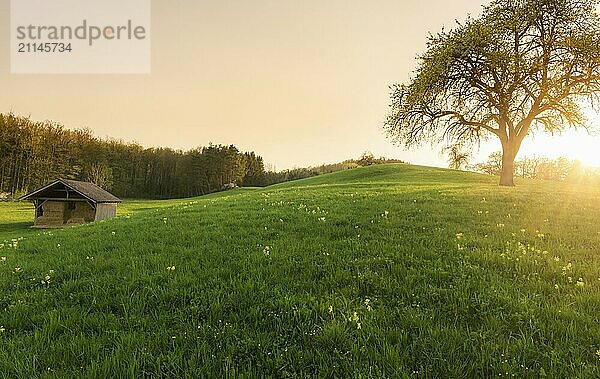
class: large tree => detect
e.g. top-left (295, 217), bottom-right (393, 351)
top-left (385, 0), bottom-right (600, 185)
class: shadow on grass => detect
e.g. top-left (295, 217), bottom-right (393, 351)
top-left (0, 222), bottom-right (33, 240)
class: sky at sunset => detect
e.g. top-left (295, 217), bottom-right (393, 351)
top-left (1, 0), bottom-right (600, 169)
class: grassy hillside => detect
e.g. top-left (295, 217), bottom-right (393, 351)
top-left (0, 189), bottom-right (255, 242)
top-left (1, 164), bottom-right (600, 377)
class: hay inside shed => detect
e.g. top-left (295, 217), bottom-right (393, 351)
top-left (20, 179), bottom-right (122, 228)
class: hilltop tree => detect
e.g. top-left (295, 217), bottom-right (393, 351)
top-left (385, 0), bottom-right (600, 186)
top-left (443, 144), bottom-right (471, 170)
top-left (475, 152), bottom-right (503, 176)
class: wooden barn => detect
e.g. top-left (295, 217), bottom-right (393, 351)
top-left (20, 179), bottom-right (121, 228)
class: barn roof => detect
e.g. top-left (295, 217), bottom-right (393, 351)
top-left (20, 179), bottom-right (122, 203)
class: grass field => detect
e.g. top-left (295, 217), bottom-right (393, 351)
top-left (1, 164), bottom-right (600, 377)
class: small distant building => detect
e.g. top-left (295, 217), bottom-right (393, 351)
top-left (20, 179), bottom-right (121, 228)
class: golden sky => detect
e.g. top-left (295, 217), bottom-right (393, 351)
top-left (1, 0), bottom-right (599, 169)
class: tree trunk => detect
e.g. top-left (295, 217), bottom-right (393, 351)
top-left (499, 142), bottom-right (516, 186)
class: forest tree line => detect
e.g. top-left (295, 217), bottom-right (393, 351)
top-left (0, 114), bottom-right (404, 199)
top-left (0, 113), bottom-right (267, 199)
top-left (260, 153), bottom-right (406, 186)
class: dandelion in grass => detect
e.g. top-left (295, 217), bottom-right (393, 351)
top-left (364, 298), bottom-right (372, 311)
top-left (263, 246), bottom-right (270, 256)
top-left (14, 267), bottom-right (21, 273)
top-left (167, 266), bottom-right (176, 271)
top-left (111, 231), bottom-right (116, 236)
top-left (0, 257), bottom-right (5, 262)
top-left (555, 284), bottom-right (559, 290)
top-left (163, 218), bottom-right (168, 224)
top-left (347, 312), bottom-right (362, 329)
top-left (455, 233), bottom-right (464, 240)
top-left (567, 277), bottom-right (573, 283)
top-left (596, 349), bottom-right (600, 360)
top-left (318, 217), bottom-right (326, 222)
top-left (496, 223), bottom-right (505, 228)
top-left (576, 278), bottom-right (585, 287)
top-left (0, 326), bottom-right (4, 333)
top-left (328, 305), bottom-right (333, 314)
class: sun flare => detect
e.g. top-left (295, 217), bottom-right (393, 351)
top-left (478, 128), bottom-right (600, 168)
top-left (519, 130), bottom-right (600, 168)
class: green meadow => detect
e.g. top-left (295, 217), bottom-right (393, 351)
top-left (1, 164), bottom-right (600, 377)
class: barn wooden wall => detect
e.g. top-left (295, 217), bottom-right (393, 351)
top-left (95, 203), bottom-right (117, 221)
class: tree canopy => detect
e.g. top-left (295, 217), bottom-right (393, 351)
top-left (385, 0), bottom-right (600, 185)
top-left (0, 113), bottom-right (266, 199)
